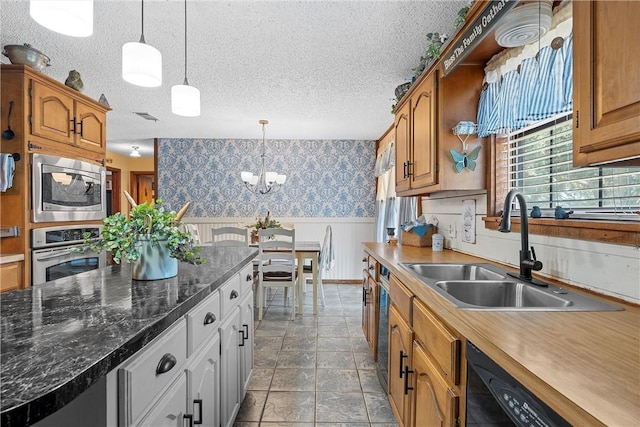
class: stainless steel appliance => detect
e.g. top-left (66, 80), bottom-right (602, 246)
top-left (466, 341), bottom-right (570, 427)
top-left (376, 266), bottom-right (391, 393)
top-left (31, 153), bottom-right (106, 223)
top-left (31, 225), bottom-right (105, 285)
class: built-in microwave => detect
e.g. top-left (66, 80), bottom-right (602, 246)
top-left (31, 153), bottom-right (106, 223)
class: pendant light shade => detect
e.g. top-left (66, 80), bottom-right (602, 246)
top-left (172, 80), bottom-right (201, 117)
top-left (122, 0), bottom-right (162, 87)
top-left (122, 40), bottom-right (162, 87)
top-left (171, 0), bottom-right (200, 116)
top-left (30, 0), bottom-right (93, 37)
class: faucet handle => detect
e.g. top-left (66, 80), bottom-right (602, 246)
top-left (528, 246), bottom-right (543, 271)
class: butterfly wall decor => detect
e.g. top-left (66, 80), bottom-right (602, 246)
top-left (450, 121), bottom-right (481, 173)
top-left (449, 146), bottom-right (481, 173)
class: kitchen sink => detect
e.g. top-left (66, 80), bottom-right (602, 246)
top-left (436, 280), bottom-right (572, 308)
top-left (399, 263), bottom-right (623, 311)
top-left (404, 263), bottom-right (505, 281)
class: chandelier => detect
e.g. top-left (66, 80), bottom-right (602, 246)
top-left (241, 120), bottom-right (286, 194)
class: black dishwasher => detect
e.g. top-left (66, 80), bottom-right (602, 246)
top-left (466, 341), bottom-right (570, 427)
top-left (375, 266), bottom-right (390, 393)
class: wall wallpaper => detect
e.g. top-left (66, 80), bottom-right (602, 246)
top-left (157, 138), bottom-right (376, 218)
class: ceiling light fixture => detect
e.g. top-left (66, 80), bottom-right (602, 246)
top-left (122, 0), bottom-right (162, 87)
top-left (494, 0), bottom-right (552, 48)
top-left (171, 0), bottom-right (200, 117)
top-left (241, 120), bottom-right (286, 195)
top-left (130, 146), bottom-right (141, 157)
top-left (30, 0), bottom-right (93, 37)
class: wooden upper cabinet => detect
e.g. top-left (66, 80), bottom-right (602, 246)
top-left (573, 1), bottom-right (640, 166)
top-left (395, 101), bottom-right (411, 193)
top-left (410, 72), bottom-right (437, 189)
top-left (31, 80), bottom-right (75, 145)
top-left (75, 100), bottom-right (107, 152)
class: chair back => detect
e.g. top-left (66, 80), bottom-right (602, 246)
top-left (319, 224), bottom-right (334, 271)
top-left (258, 227), bottom-right (296, 279)
top-left (182, 224), bottom-right (201, 245)
top-left (212, 226), bottom-right (249, 247)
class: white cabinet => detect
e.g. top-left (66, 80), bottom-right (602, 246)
top-left (119, 319), bottom-right (188, 427)
top-left (136, 373), bottom-right (188, 427)
top-left (118, 260), bottom-right (255, 427)
top-left (187, 333), bottom-right (221, 427)
top-left (219, 306), bottom-right (242, 427)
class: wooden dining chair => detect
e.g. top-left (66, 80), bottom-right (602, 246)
top-left (258, 227), bottom-right (297, 320)
top-left (301, 225), bottom-right (333, 306)
top-left (212, 226), bottom-right (249, 247)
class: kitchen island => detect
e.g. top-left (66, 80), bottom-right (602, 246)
top-left (0, 246), bottom-right (257, 427)
top-left (363, 242), bottom-right (640, 427)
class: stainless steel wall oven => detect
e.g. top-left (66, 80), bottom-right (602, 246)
top-left (31, 153), bottom-right (106, 223)
top-left (31, 225), bottom-right (105, 286)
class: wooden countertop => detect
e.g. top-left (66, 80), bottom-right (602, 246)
top-left (363, 242), bottom-right (640, 427)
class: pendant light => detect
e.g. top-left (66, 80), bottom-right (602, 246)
top-left (122, 0), bottom-right (162, 87)
top-left (171, 0), bottom-right (200, 117)
top-left (30, 0), bottom-right (93, 37)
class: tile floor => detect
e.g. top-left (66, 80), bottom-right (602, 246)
top-left (234, 283), bottom-right (398, 427)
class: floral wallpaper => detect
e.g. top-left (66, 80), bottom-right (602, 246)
top-left (157, 138), bottom-right (376, 218)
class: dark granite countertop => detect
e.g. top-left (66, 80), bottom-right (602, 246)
top-left (0, 246), bottom-right (257, 427)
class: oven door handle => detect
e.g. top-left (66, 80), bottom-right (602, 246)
top-left (35, 250), bottom-right (74, 261)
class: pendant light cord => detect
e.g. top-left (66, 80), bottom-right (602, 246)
top-left (184, 0), bottom-right (188, 84)
top-left (139, 0), bottom-right (146, 44)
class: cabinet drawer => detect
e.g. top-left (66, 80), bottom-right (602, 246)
top-left (239, 264), bottom-right (254, 296)
top-left (413, 299), bottom-right (460, 385)
top-left (187, 291), bottom-right (221, 356)
top-left (119, 319), bottom-right (188, 426)
top-left (219, 274), bottom-right (242, 318)
top-left (390, 274), bottom-right (413, 324)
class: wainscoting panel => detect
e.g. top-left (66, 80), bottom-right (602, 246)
top-left (184, 217), bottom-right (375, 280)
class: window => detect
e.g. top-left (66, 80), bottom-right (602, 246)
top-left (496, 113), bottom-right (640, 221)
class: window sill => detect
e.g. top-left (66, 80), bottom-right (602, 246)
top-left (482, 217), bottom-right (640, 246)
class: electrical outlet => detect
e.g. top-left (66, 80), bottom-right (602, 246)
top-left (448, 223), bottom-right (456, 238)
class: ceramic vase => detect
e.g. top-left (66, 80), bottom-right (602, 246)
top-left (132, 236), bottom-right (178, 281)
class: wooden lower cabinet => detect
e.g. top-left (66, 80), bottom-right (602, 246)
top-left (0, 261), bottom-right (23, 292)
top-left (412, 343), bottom-right (459, 427)
top-left (136, 373), bottom-right (188, 427)
top-left (389, 304), bottom-right (414, 427)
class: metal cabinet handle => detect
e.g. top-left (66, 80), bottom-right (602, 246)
top-left (183, 413), bottom-right (193, 427)
top-left (242, 324), bottom-right (249, 340)
top-left (155, 353), bottom-right (177, 375)
top-left (246, 273), bottom-right (253, 282)
top-left (362, 286), bottom-right (367, 306)
top-left (399, 351), bottom-right (408, 378)
top-left (70, 118), bottom-right (76, 134)
top-left (77, 120), bottom-right (83, 137)
top-left (403, 365), bottom-right (414, 395)
top-left (230, 290), bottom-right (239, 299)
top-left (203, 312), bottom-right (216, 325)
top-left (193, 399), bottom-right (203, 425)
top-left (239, 329), bottom-right (245, 346)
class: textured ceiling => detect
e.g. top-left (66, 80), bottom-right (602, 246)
top-left (1, 0), bottom-right (466, 157)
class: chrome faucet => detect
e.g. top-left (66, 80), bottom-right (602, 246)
top-left (498, 189), bottom-right (545, 285)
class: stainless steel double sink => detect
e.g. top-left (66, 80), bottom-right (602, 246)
top-left (400, 263), bottom-right (622, 311)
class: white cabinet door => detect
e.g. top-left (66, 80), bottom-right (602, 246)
top-left (188, 333), bottom-right (221, 427)
top-left (136, 373), bottom-right (187, 427)
top-left (219, 306), bottom-right (242, 427)
top-left (239, 291), bottom-right (254, 399)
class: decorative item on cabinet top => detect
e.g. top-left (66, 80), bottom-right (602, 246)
top-left (2, 43), bottom-right (50, 71)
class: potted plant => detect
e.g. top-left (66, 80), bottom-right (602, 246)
top-left (248, 211), bottom-right (281, 243)
top-left (79, 193), bottom-right (205, 280)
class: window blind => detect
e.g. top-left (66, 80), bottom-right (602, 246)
top-left (497, 114), bottom-right (640, 221)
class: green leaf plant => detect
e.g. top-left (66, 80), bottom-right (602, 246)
top-left (76, 197), bottom-right (205, 266)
